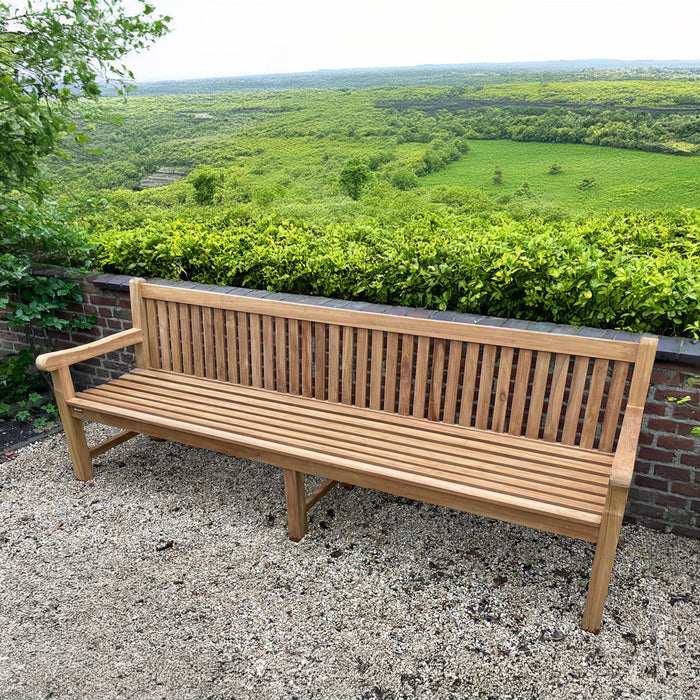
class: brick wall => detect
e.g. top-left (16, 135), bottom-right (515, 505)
top-left (2, 273), bottom-right (699, 537)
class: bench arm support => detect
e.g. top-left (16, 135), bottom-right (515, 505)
top-left (608, 405), bottom-right (644, 489)
top-left (35, 328), bottom-right (144, 372)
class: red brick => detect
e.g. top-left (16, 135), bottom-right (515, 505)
top-left (633, 460), bottom-right (652, 474)
top-left (690, 500), bottom-right (700, 513)
top-left (87, 294), bottom-right (117, 306)
top-left (655, 493), bottom-right (689, 509)
top-left (654, 465), bottom-right (691, 482)
top-left (638, 447), bottom-right (674, 464)
top-left (650, 370), bottom-right (681, 386)
top-left (97, 308), bottom-right (113, 318)
top-left (681, 453), bottom-right (700, 468)
top-left (657, 435), bottom-right (697, 452)
top-left (671, 482), bottom-right (700, 499)
top-left (634, 475), bottom-right (668, 491)
top-left (647, 417), bottom-right (678, 433)
top-left (643, 402), bottom-right (667, 417)
top-left (118, 299), bottom-right (132, 309)
top-left (628, 487), bottom-right (654, 503)
top-left (654, 388), bottom-right (700, 402)
top-left (638, 432), bottom-right (654, 445)
top-left (671, 525), bottom-right (700, 539)
top-left (631, 503), bottom-right (665, 519)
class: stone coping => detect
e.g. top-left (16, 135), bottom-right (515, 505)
top-left (90, 274), bottom-right (700, 366)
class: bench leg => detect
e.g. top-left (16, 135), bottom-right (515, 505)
top-left (283, 469), bottom-right (308, 542)
top-left (582, 487), bottom-right (626, 633)
top-left (51, 367), bottom-right (94, 482)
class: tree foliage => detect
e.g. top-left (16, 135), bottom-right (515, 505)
top-left (0, 0), bottom-right (170, 198)
top-left (0, 0), bottom-right (170, 363)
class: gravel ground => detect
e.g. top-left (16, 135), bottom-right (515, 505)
top-left (1, 425), bottom-right (699, 700)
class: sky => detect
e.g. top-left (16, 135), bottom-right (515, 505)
top-left (125, 0), bottom-right (700, 82)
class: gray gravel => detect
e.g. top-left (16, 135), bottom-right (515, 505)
top-left (1, 424), bottom-right (699, 700)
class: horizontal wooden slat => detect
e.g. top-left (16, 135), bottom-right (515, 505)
top-left (140, 284), bottom-right (638, 362)
top-left (87, 377), bottom-right (609, 507)
top-left (69, 386), bottom-right (604, 532)
top-left (67, 403), bottom-right (602, 542)
top-left (71, 369), bottom-right (614, 522)
top-left (135, 369), bottom-right (613, 466)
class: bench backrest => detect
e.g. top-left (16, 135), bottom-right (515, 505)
top-left (132, 282), bottom-right (657, 454)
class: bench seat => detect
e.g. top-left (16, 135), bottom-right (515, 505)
top-left (69, 367), bottom-right (612, 542)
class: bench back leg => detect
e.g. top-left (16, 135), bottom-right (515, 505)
top-left (51, 367), bottom-right (94, 482)
top-left (582, 486), bottom-right (627, 633)
top-left (283, 469), bottom-right (308, 542)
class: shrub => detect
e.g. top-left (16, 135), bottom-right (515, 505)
top-left (93, 209), bottom-right (700, 338)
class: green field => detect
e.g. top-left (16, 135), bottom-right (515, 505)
top-left (421, 140), bottom-right (700, 211)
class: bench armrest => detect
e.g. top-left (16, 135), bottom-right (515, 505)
top-left (609, 406), bottom-right (645, 489)
top-left (36, 328), bottom-right (144, 372)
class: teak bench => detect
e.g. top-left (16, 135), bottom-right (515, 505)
top-left (36, 280), bottom-right (657, 633)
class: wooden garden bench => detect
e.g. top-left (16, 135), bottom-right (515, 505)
top-left (36, 280), bottom-right (657, 633)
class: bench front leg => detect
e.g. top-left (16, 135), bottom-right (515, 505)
top-left (582, 485), bottom-right (628, 633)
top-left (283, 469), bottom-right (308, 542)
top-left (51, 366), bottom-right (94, 481)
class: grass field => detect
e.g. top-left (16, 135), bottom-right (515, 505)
top-left (421, 140), bottom-right (700, 211)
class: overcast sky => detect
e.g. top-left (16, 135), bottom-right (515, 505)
top-left (125, 0), bottom-right (700, 82)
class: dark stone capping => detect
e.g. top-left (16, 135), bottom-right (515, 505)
top-left (341, 300), bottom-right (371, 311)
top-left (573, 325), bottom-right (611, 339)
top-left (406, 308), bottom-right (433, 319)
top-left (502, 318), bottom-right (533, 331)
top-left (89, 275), bottom-right (695, 367)
top-left (656, 336), bottom-right (682, 363)
top-left (91, 274), bottom-right (132, 292)
top-left (429, 310), bottom-right (459, 322)
top-left (475, 316), bottom-right (508, 327)
top-left (452, 313), bottom-right (486, 325)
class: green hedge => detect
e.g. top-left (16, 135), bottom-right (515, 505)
top-left (94, 209), bottom-right (700, 337)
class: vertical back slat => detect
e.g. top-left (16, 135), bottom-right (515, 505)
top-left (492, 346), bottom-right (514, 433)
top-left (301, 321), bottom-right (313, 398)
top-left (355, 328), bottom-right (369, 408)
top-left (561, 356), bottom-right (589, 445)
top-left (180, 304), bottom-right (193, 375)
top-left (214, 308), bottom-right (227, 381)
top-left (129, 279), bottom-right (148, 368)
top-left (580, 359), bottom-right (609, 449)
top-left (190, 306), bottom-right (204, 378)
top-left (250, 313), bottom-right (263, 388)
top-left (413, 336), bottom-right (431, 419)
top-left (314, 323), bottom-right (327, 400)
top-left (598, 361), bottom-right (630, 451)
top-left (428, 338), bottom-right (447, 422)
top-left (369, 330), bottom-right (384, 410)
top-left (525, 351), bottom-right (552, 439)
top-left (327, 324), bottom-right (340, 402)
top-left (237, 311), bottom-right (250, 386)
top-left (398, 335), bottom-right (415, 416)
top-left (508, 349), bottom-right (532, 436)
top-left (287, 319), bottom-right (299, 394)
top-left (543, 354), bottom-right (570, 442)
top-left (225, 310), bottom-right (238, 383)
top-left (168, 303), bottom-right (182, 373)
top-left (459, 343), bottom-right (480, 427)
top-left (384, 332), bottom-right (399, 413)
top-left (275, 317), bottom-right (287, 393)
top-left (475, 345), bottom-right (497, 430)
top-left (341, 326), bottom-right (354, 405)
top-left (263, 315), bottom-right (275, 390)
top-left (202, 306), bottom-right (215, 379)
top-left (442, 340), bottom-right (462, 424)
top-left (156, 300), bottom-right (171, 371)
